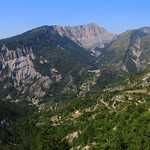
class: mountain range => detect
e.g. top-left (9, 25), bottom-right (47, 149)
top-left (0, 23), bottom-right (150, 101)
top-left (0, 23), bottom-right (150, 149)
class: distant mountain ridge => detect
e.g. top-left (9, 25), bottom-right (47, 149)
top-left (0, 23), bottom-right (101, 101)
top-left (98, 27), bottom-right (150, 73)
top-left (139, 26), bottom-right (150, 35)
top-left (1, 23), bottom-right (117, 56)
top-left (53, 23), bottom-right (117, 56)
top-left (0, 23), bottom-right (150, 103)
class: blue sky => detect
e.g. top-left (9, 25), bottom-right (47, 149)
top-left (0, 0), bottom-right (150, 39)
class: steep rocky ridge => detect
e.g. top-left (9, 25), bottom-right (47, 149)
top-left (98, 28), bottom-right (150, 73)
top-left (0, 24), bottom-right (150, 104)
top-left (0, 24), bottom-right (99, 102)
top-left (54, 23), bottom-right (117, 56)
top-left (0, 44), bottom-right (52, 98)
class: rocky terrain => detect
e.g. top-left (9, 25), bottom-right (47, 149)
top-left (0, 24), bottom-right (150, 104)
top-left (0, 44), bottom-right (52, 98)
top-left (98, 27), bottom-right (150, 73)
top-left (54, 23), bottom-right (117, 56)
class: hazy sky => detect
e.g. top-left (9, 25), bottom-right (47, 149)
top-left (0, 0), bottom-right (150, 39)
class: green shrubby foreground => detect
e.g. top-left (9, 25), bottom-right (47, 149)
top-left (0, 70), bottom-right (150, 149)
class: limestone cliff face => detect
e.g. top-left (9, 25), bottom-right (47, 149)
top-left (54, 23), bottom-right (117, 56)
top-left (121, 30), bottom-right (148, 73)
top-left (0, 44), bottom-right (52, 97)
top-left (122, 36), bottom-right (142, 72)
top-left (1, 45), bottom-right (36, 85)
top-left (99, 29), bottom-right (150, 73)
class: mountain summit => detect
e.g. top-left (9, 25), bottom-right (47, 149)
top-left (54, 23), bottom-right (117, 56)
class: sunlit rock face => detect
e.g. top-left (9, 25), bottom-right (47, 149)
top-left (54, 23), bottom-right (117, 56)
top-left (0, 44), bottom-right (52, 97)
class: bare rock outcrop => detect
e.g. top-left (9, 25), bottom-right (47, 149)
top-left (0, 44), bottom-right (52, 97)
top-left (54, 23), bottom-right (117, 56)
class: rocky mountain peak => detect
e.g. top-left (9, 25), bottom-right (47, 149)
top-left (0, 23), bottom-right (117, 57)
top-left (53, 23), bottom-right (117, 56)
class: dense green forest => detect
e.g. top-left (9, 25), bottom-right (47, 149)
top-left (0, 70), bottom-right (150, 149)
top-left (0, 98), bottom-right (150, 149)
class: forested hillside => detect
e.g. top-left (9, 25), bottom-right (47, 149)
top-left (1, 70), bottom-right (150, 149)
